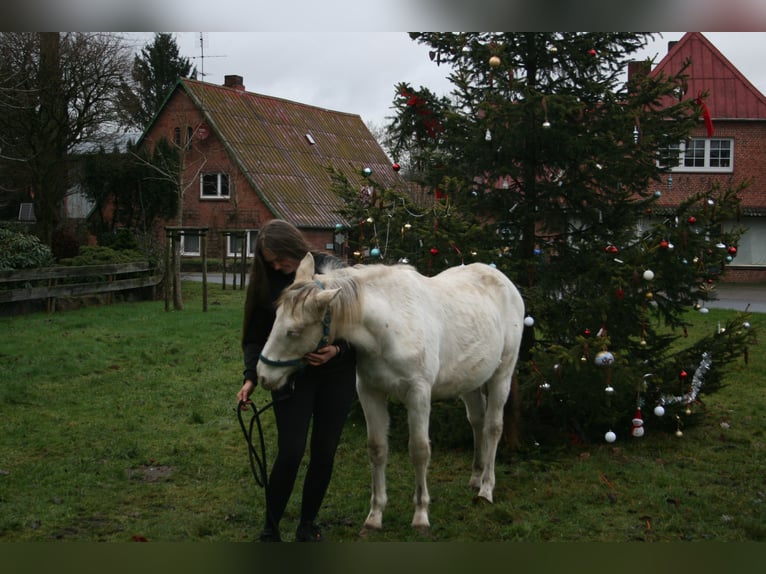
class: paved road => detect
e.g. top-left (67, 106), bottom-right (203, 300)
top-left (183, 273), bottom-right (766, 313)
top-left (707, 283), bottom-right (766, 313)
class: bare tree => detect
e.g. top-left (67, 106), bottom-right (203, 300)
top-left (133, 109), bottom-right (211, 310)
top-left (0, 32), bottom-right (133, 245)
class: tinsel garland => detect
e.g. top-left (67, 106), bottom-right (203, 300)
top-left (660, 352), bottom-right (712, 406)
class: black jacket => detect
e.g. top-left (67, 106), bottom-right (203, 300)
top-left (242, 252), bottom-right (354, 384)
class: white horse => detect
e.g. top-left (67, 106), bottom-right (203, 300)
top-left (256, 253), bottom-right (525, 533)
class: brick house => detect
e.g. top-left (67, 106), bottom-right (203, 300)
top-left (138, 74), bottom-right (400, 260)
top-left (645, 32), bottom-right (766, 283)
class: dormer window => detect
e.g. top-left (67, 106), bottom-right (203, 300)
top-left (305, 133), bottom-right (316, 145)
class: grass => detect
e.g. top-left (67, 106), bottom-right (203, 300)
top-left (0, 282), bottom-right (763, 542)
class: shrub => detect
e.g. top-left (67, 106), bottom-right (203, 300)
top-left (0, 227), bottom-right (55, 270)
top-left (60, 245), bottom-right (145, 266)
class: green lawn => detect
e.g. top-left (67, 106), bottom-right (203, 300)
top-left (0, 282), bottom-right (763, 542)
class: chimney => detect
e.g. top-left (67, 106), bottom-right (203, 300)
top-left (627, 60), bottom-right (651, 81)
top-left (224, 75), bottom-right (245, 91)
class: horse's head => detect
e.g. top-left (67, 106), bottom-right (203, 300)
top-left (257, 252), bottom-right (340, 391)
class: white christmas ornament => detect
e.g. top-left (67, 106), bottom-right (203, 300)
top-left (604, 431), bottom-right (617, 443)
top-left (594, 351), bottom-right (614, 366)
top-left (524, 316), bottom-right (535, 327)
top-left (643, 269), bottom-right (655, 281)
top-left (653, 405), bottom-right (665, 417)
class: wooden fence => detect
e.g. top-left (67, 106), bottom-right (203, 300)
top-left (0, 261), bottom-right (163, 313)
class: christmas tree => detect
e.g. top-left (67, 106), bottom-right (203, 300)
top-left (333, 33), bottom-right (756, 445)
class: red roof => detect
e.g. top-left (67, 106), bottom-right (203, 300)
top-left (651, 32), bottom-right (766, 119)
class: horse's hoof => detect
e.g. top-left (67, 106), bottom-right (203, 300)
top-left (472, 494), bottom-right (493, 505)
top-left (359, 524), bottom-right (381, 537)
top-left (413, 524), bottom-right (430, 534)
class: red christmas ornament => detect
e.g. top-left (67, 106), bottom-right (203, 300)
top-left (659, 239), bottom-right (669, 249)
top-left (679, 370), bottom-right (688, 379)
top-left (728, 246), bottom-right (738, 256)
top-left (588, 49), bottom-right (597, 56)
top-left (583, 328), bottom-right (592, 337)
top-left (605, 244), bottom-right (619, 254)
top-left (687, 216), bottom-right (697, 225)
top-left (392, 163), bottom-right (401, 172)
top-left (615, 288), bottom-right (625, 300)
top-left (429, 247), bottom-right (439, 256)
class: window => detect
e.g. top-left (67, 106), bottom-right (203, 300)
top-left (18, 203), bottom-right (35, 221)
top-left (227, 233), bottom-right (246, 257)
top-left (226, 230), bottom-right (258, 257)
top-left (660, 138), bottom-right (733, 172)
top-left (181, 234), bottom-right (200, 256)
top-left (200, 173), bottom-right (230, 199)
top-left (173, 127), bottom-right (181, 146)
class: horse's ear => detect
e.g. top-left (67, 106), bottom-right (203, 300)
top-left (295, 252), bottom-right (315, 282)
top-left (315, 288), bottom-right (340, 309)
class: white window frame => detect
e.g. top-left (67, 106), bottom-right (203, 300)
top-left (180, 234), bottom-right (200, 256)
top-left (661, 138), bottom-right (734, 173)
top-left (225, 230), bottom-right (258, 257)
top-left (226, 233), bottom-right (246, 257)
top-left (200, 172), bottom-right (230, 199)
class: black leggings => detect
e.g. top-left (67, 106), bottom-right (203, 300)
top-left (264, 365), bottom-right (356, 533)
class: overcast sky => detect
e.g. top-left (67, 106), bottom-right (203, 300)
top-left (143, 32), bottom-right (766, 129)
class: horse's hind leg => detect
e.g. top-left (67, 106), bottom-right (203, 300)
top-left (357, 384), bottom-right (389, 533)
top-left (460, 388), bottom-right (487, 490)
top-left (477, 368), bottom-right (513, 503)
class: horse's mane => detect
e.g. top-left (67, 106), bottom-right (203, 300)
top-left (277, 262), bottom-right (417, 341)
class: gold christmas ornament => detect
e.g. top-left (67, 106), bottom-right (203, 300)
top-left (489, 55), bottom-right (501, 68)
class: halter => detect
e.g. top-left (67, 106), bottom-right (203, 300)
top-left (258, 280), bottom-right (332, 368)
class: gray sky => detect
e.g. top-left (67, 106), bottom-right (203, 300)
top-left (153, 32), bottom-right (766, 129)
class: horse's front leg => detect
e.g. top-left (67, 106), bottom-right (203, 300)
top-left (357, 383), bottom-right (389, 533)
top-left (406, 387), bottom-right (432, 531)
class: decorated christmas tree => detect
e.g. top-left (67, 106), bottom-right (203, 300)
top-left (332, 33), bottom-right (756, 445)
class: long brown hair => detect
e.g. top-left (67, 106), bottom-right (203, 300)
top-left (242, 219), bottom-right (310, 340)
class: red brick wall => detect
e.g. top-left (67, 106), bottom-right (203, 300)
top-left (655, 122), bottom-right (766, 210)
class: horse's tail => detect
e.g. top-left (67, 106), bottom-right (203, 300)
top-left (503, 279), bottom-right (528, 451)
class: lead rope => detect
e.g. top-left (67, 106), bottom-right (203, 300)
top-left (236, 393), bottom-right (290, 532)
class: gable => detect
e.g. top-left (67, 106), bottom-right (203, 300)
top-left (179, 79), bottom-right (398, 229)
top-left (651, 32), bottom-right (766, 119)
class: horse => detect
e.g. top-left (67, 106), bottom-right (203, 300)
top-left (256, 252), bottom-right (525, 533)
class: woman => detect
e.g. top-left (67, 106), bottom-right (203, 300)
top-left (237, 219), bottom-right (356, 542)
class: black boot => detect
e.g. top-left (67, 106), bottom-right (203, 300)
top-left (295, 522), bottom-right (323, 542)
top-left (258, 524), bottom-right (282, 542)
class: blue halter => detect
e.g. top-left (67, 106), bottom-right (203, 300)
top-left (258, 280), bottom-right (332, 368)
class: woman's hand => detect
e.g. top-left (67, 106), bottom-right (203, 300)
top-left (237, 379), bottom-right (255, 409)
top-left (303, 344), bottom-right (340, 366)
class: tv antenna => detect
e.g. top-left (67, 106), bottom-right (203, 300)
top-left (192, 33), bottom-right (226, 80)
